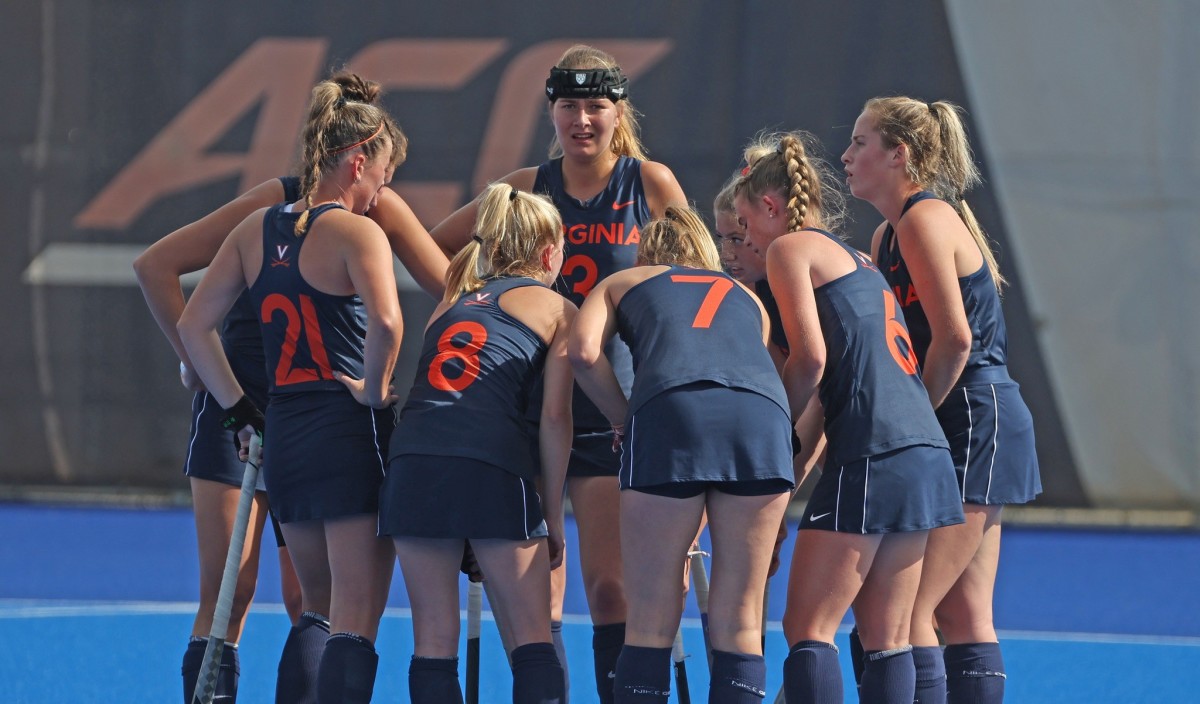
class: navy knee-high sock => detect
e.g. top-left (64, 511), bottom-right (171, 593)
top-left (709, 649), bottom-right (767, 703)
top-left (861, 645), bottom-right (915, 704)
top-left (409, 656), bottom-right (463, 704)
top-left (316, 632), bottom-right (378, 704)
top-left (182, 637), bottom-right (240, 703)
top-left (782, 640), bottom-right (841, 704)
top-left (511, 642), bottom-right (566, 704)
top-left (913, 645), bottom-right (947, 704)
top-left (592, 623), bottom-right (626, 704)
top-left (849, 626), bottom-right (866, 690)
top-left (944, 643), bottom-right (1005, 704)
top-left (275, 611), bottom-right (329, 704)
top-left (612, 644), bottom-right (671, 703)
top-left (551, 620), bottom-right (570, 703)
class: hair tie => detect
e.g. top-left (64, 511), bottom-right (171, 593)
top-left (509, 187), bottom-right (519, 202)
top-left (927, 102), bottom-right (937, 114)
top-left (740, 165), bottom-right (751, 177)
top-left (472, 234), bottom-right (484, 245)
top-left (335, 97), bottom-right (347, 109)
top-left (331, 121), bottom-right (385, 155)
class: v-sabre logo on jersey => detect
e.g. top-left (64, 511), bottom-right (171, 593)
top-left (270, 244), bottom-right (290, 268)
top-left (463, 292), bottom-right (492, 306)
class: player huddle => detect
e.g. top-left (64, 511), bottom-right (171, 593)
top-left (141, 42), bottom-right (1040, 704)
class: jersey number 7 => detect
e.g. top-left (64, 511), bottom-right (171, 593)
top-left (670, 275), bottom-right (736, 329)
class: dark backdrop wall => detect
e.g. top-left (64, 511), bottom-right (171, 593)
top-left (1, 1), bottom-right (1085, 505)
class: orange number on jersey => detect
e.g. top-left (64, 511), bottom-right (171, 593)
top-left (261, 293), bottom-right (334, 386)
top-left (428, 321), bottom-right (489, 392)
top-left (670, 275), bottom-right (736, 329)
top-left (562, 254), bottom-right (599, 298)
top-left (883, 290), bottom-right (919, 375)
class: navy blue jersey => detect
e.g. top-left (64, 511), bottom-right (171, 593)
top-left (754, 279), bottom-right (790, 356)
top-left (532, 155), bottom-right (650, 426)
top-left (876, 191), bottom-right (1008, 378)
top-left (809, 229), bottom-right (948, 466)
top-left (389, 277), bottom-right (549, 480)
top-left (220, 176), bottom-right (302, 387)
top-left (616, 266), bottom-right (789, 418)
top-left (248, 203), bottom-right (368, 396)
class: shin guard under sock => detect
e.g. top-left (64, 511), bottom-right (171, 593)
top-left (849, 626), bottom-right (866, 691)
top-left (782, 640), bottom-right (841, 704)
top-left (944, 642), bottom-right (1005, 704)
top-left (511, 641), bottom-right (566, 704)
top-left (612, 644), bottom-right (671, 703)
top-left (861, 645), bottom-right (915, 704)
top-left (182, 637), bottom-right (240, 703)
top-left (409, 656), bottom-right (463, 704)
top-left (592, 622), bottom-right (626, 704)
top-left (316, 632), bottom-right (378, 704)
top-left (275, 611), bottom-right (329, 704)
top-left (709, 649), bottom-right (767, 703)
top-left (913, 645), bottom-right (947, 704)
top-left (551, 620), bottom-right (569, 703)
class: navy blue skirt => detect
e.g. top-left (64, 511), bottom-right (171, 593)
top-left (937, 379), bottom-right (1041, 505)
top-left (262, 391), bottom-right (394, 524)
top-left (619, 382), bottom-right (794, 492)
top-left (800, 444), bottom-right (964, 534)
top-left (379, 455), bottom-right (547, 541)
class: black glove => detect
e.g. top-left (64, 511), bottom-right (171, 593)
top-left (221, 395), bottom-right (265, 453)
top-left (791, 430), bottom-right (803, 458)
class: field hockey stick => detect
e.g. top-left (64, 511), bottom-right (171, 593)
top-left (687, 547), bottom-right (713, 668)
top-left (672, 626), bottom-right (692, 704)
top-left (465, 579), bottom-right (483, 704)
top-left (192, 434), bottom-right (261, 704)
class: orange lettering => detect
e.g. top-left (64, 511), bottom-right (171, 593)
top-left (75, 39), bottom-right (328, 229)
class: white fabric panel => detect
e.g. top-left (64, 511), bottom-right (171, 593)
top-left (944, 0), bottom-right (1200, 507)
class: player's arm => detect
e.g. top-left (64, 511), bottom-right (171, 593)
top-left (133, 179), bottom-right (285, 384)
top-left (567, 275), bottom-right (630, 427)
top-left (369, 186), bottom-right (450, 300)
top-left (539, 296), bottom-right (577, 569)
top-left (896, 202), bottom-right (973, 408)
top-left (640, 161), bottom-right (688, 217)
top-left (339, 217), bottom-right (403, 409)
top-left (429, 168), bottom-right (539, 258)
top-left (766, 235), bottom-right (826, 483)
top-left (177, 215), bottom-right (262, 408)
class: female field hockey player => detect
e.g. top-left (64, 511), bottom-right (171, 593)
top-left (134, 70), bottom-right (447, 703)
top-left (735, 131), bottom-right (963, 704)
top-left (430, 44), bottom-right (687, 702)
top-left (178, 72), bottom-right (406, 703)
top-left (842, 97), bottom-right (1041, 704)
top-left (382, 183), bottom-right (574, 704)
top-left (570, 205), bottom-right (793, 703)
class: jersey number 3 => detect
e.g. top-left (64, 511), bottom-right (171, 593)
top-left (428, 321), bottom-right (488, 392)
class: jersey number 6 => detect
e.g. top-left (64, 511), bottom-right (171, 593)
top-left (883, 290), bottom-right (919, 375)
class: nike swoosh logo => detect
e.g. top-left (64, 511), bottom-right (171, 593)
top-left (888, 262), bottom-right (901, 271)
top-left (612, 200), bottom-right (636, 210)
top-left (809, 511), bottom-right (831, 521)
